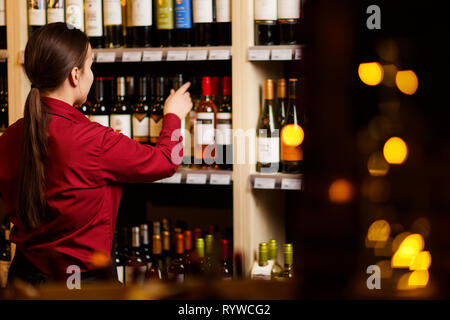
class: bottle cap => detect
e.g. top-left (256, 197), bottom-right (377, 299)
top-left (202, 76), bottom-right (212, 97)
top-left (259, 242), bottom-right (268, 264)
top-left (277, 79), bottom-right (286, 98)
top-left (264, 79), bottom-right (274, 100)
top-left (223, 76), bottom-right (231, 96)
top-left (184, 230), bottom-right (192, 251)
top-left (288, 78), bottom-right (299, 99)
top-left (176, 233), bottom-right (184, 254)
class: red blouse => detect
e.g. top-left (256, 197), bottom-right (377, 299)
top-left (0, 96), bottom-right (182, 278)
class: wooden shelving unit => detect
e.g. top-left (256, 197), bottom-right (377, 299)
top-left (4, 0), bottom-right (302, 276)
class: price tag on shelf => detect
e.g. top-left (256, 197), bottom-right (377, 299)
top-left (271, 49), bottom-right (293, 60)
top-left (210, 174), bottom-right (231, 185)
top-left (96, 52), bottom-right (116, 63)
top-left (142, 51), bottom-right (163, 62)
top-left (281, 178), bottom-right (302, 190)
top-left (294, 48), bottom-right (302, 60)
top-left (248, 49), bottom-right (270, 61)
top-left (167, 50), bottom-right (187, 61)
top-left (186, 173), bottom-right (207, 185)
top-left (254, 177), bottom-right (276, 189)
top-left (122, 51), bottom-right (142, 62)
top-left (187, 50), bottom-right (208, 61)
top-left (209, 49), bottom-right (231, 60)
top-left (162, 173), bottom-right (182, 184)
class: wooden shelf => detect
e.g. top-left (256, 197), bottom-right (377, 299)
top-left (153, 168), bottom-right (232, 186)
top-left (248, 45), bottom-right (304, 61)
top-left (250, 172), bottom-right (303, 190)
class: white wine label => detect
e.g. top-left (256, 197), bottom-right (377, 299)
top-left (104, 0), bottom-right (122, 25)
top-left (116, 266), bottom-right (124, 283)
top-left (110, 114), bottom-right (132, 138)
top-left (278, 0), bottom-right (300, 20)
top-left (28, 0), bottom-right (46, 26)
top-left (130, 0), bottom-right (152, 26)
top-left (193, 0), bottom-right (213, 23)
top-left (90, 115), bottom-right (110, 127)
top-left (150, 117), bottom-right (163, 138)
top-left (254, 0), bottom-right (277, 21)
top-left (257, 137), bottom-right (280, 163)
top-left (250, 260), bottom-right (274, 280)
top-left (216, 0), bottom-right (231, 23)
top-left (216, 112), bottom-right (232, 145)
top-left (47, 0), bottom-right (65, 24)
top-left (195, 112), bottom-right (215, 145)
top-left (132, 114), bottom-right (149, 138)
top-left (85, 0), bottom-right (103, 37)
top-left (66, 0), bottom-right (84, 31)
top-left (0, 0), bottom-right (5, 26)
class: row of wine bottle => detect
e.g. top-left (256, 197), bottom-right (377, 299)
top-left (0, 75), bottom-right (8, 133)
top-left (27, 0), bottom-right (231, 48)
top-left (115, 220), bottom-right (233, 284)
top-left (78, 74), bottom-right (233, 170)
top-left (257, 78), bottom-right (304, 174)
top-left (250, 240), bottom-right (294, 280)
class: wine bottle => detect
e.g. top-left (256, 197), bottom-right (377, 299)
top-left (0, 223), bottom-right (10, 262)
top-left (80, 100), bottom-right (92, 118)
top-left (65, 0), bottom-right (84, 31)
top-left (250, 242), bottom-right (273, 280)
top-left (126, 0), bottom-right (152, 47)
top-left (194, 76), bottom-right (217, 168)
top-left (193, 237), bottom-right (207, 275)
top-left (168, 233), bottom-right (186, 282)
top-left (46, 0), bottom-right (65, 24)
top-left (183, 229), bottom-right (193, 276)
top-left (278, 0), bottom-right (300, 45)
top-left (126, 76), bottom-right (136, 108)
top-left (211, 76), bottom-right (220, 106)
top-left (114, 231), bottom-right (126, 284)
top-left (155, 0), bottom-right (175, 47)
top-left (110, 77), bottom-right (132, 138)
top-left (85, 0), bottom-right (104, 48)
top-left (125, 226), bottom-right (147, 285)
top-left (140, 224), bottom-right (152, 265)
top-left (146, 221), bottom-right (163, 280)
top-left (147, 75), bottom-right (156, 105)
top-left (194, 227), bottom-right (203, 241)
top-left (175, 0), bottom-right (193, 47)
top-left (280, 243), bottom-right (294, 279)
top-left (276, 78), bottom-right (287, 126)
top-left (162, 230), bottom-right (172, 274)
top-left (216, 75), bottom-right (232, 170)
top-left (149, 76), bottom-right (164, 146)
top-left (215, 0), bottom-right (231, 46)
top-left (220, 239), bottom-right (232, 280)
top-left (268, 239), bottom-right (282, 279)
top-left (172, 74), bottom-right (191, 167)
top-left (254, 0), bottom-right (279, 45)
top-left (189, 76), bottom-right (200, 166)
top-left (28, 0), bottom-right (47, 35)
top-left (104, 0), bottom-right (124, 47)
top-left (90, 77), bottom-right (110, 127)
top-left (132, 76), bottom-right (150, 143)
top-left (0, 0), bottom-right (5, 49)
top-left (193, 0), bottom-right (214, 46)
top-left (281, 78), bottom-right (303, 173)
top-left (256, 79), bottom-right (280, 173)
top-left (204, 234), bottom-right (214, 273)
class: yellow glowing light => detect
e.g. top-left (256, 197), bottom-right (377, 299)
top-left (392, 234), bottom-right (424, 269)
top-left (329, 179), bottom-right (354, 204)
top-left (367, 152), bottom-right (390, 176)
top-left (358, 62), bottom-right (384, 86)
top-left (408, 270), bottom-right (429, 288)
top-left (410, 251), bottom-right (432, 271)
top-left (397, 272), bottom-right (413, 290)
top-left (395, 70), bottom-right (419, 95)
top-left (383, 137), bottom-right (408, 164)
top-left (377, 260), bottom-right (393, 279)
top-left (281, 124), bottom-right (304, 147)
top-left (367, 220), bottom-right (391, 242)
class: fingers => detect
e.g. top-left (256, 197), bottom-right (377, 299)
top-left (175, 82), bottom-right (191, 96)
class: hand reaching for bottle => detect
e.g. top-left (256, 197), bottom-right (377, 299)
top-left (164, 82), bottom-right (193, 120)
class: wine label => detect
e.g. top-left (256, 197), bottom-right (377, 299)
top-left (116, 266), bottom-right (124, 284)
top-left (110, 114), bottom-right (132, 138)
top-left (66, 0), bottom-right (84, 31)
top-left (90, 115), bottom-right (110, 127)
top-left (129, 0), bottom-right (152, 27)
top-left (216, 0), bottom-right (231, 23)
top-left (46, 0), bottom-right (65, 24)
top-left (193, 0), bottom-right (213, 23)
top-left (257, 137), bottom-right (280, 163)
top-left (195, 112), bottom-right (215, 145)
top-left (0, 261), bottom-right (10, 289)
top-left (254, 0), bottom-right (277, 21)
top-left (156, 0), bottom-right (175, 30)
top-left (85, 0), bottom-right (103, 37)
top-left (175, 0), bottom-right (193, 29)
top-left (132, 113), bottom-right (150, 138)
top-left (28, 0), bottom-right (46, 26)
top-left (104, 0), bottom-right (122, 26)
top-left (216, 112), bottom-right (232, 145)
top-left (250, 260), bottom-right (274, 280)
top-left (281, 144), bottom-right (303, 161)
top-left (0, 0), bottom-right (5, 26)
top-left (278, 0), bottom-right (300, 20)
top-left (150, 117), bottom-right (163, 138)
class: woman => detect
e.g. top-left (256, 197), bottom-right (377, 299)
top-left (0, 23), bottom-right (192, 286)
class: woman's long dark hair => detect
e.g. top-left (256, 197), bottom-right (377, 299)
top-left (18, 23), bottom-right (90, 231)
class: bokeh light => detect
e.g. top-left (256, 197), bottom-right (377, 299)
top-left (408, 270), bottom-right (429, 288)
top-left (367, 152), bottom-right (390, 177)
top-left (358, 62), bottom-right (384, 86)
top-left (281, 124), bottom-right (304, 147)
top-left (410, 251), bottom-right (432, 271)
top-left (329, 179), bottom-right (354, 204)
top-left (383, 137), bottom-right (408, 164)
top-left (395, 70), bottom-right (419, 95)
top-left (392, 234), bottom-right (425, 268)
top-left (367, 220), bottom-right (391, 242)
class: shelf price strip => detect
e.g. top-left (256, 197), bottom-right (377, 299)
top-left (95, 52), bottom-right (116, 63)
top-left (281, 178), bottom-right (302, 190)
top-left (254, 177), bottom-right (276, 189)
top-left (186, 173), bottom-right (207, 185)
top-left (210, 174), bottom-right (231, 185)
top-left (122, 51), bottom-right (143, 62)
